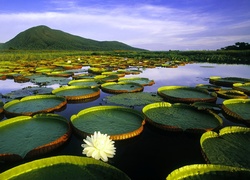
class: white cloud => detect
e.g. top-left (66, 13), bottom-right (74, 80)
top-left (0, 3), bottom-right (249, 50)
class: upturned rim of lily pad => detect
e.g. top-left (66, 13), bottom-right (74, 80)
top-left (94, 74), bottom-right (119, 83)
top-left (200, 126), bottom-right (250, 168)
top-left (216, 89), bottom-right (248, 99)
top-left (118, 77), bottom-right (155, 86)
top-left (221, 99), bottom-right (250, 125)
top-left (209, 76), bottom-right (250, 87)
top-left (0, 155), bottom-right (130, 180)
top-left (101, 82), bottom-right (144, 94)
top-left (166, 164), bottom-right (250, 180)
top-left (0, 114), bottom-right (71, 162)
top-left (70, 105), bottom-right (145, 140)
top-left (68, 79), bottom-right (101, 88)
top-left (142, 102), bottom-right (223, 133)
top-left (52, 86), bottom-right (100, 101)
top-left (157, 86), bottom-right (217, 103)
top-left (233, 82), bottom-right (250, 95)
top-left (3, 95), bottom-right (67, 117)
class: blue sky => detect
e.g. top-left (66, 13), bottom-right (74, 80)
top-left (0, 0), bottom-right (250, 50)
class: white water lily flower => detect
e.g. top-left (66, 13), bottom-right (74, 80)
top-left (81, 131), bottom-right (116, 162)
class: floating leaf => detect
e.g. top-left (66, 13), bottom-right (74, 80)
top-left (52, 86), bottom-right (100, 101)
top-left (118, 77), bottom-right (155, 86)
top-left (157, 86), bottom-right (217, 103)
top-left (0, 114), bottom-right (71, 161)
top-left (27, 74), bottom-right (70, 86)
top-left (101, 82), bottom-right (144, 94)
top-left (0, 155), bottom-right (130, 180)
top-left (104, 92), bottom-right (163, 106)
top-left (209, 76), bottom-right (250, 87)
top-left (3, 86), bottom-right (53, 99)
top-left (201, 126), bottom-right (250, 169)
top-left (68, 79), bottom-right (101, 87)
top-left (142, 102), bottom-right (223, 132)
top-left (71, 105), bottom-right (145, 140)
top-left (4, 95), bottom-right (67, 117)
top-left (167, 164), bottom-right (250, 180)
top-left (233, 82), bottom-right (250, 95)
top-left (216, 89), bottom-right (248, 99)
top-left (221, 99), bottom-right (250, 125)
top-left (196, 84), bottom-right (221, 91)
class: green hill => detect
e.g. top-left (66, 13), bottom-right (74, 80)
top-left (1, 25), bottom-right (144, 51)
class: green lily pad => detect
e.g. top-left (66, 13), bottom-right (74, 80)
top-left (196, 84), bottom-right (222, 91)
top-left (104, 92), bottom-right (163, 106)
top-left (142, 102), bottom-right (223, 132)
top-left (233, 82), bottom-right (250, 95)
top-left (27, 74), bottom-right (70, 86)
top-left (0, 114), bottom-right (71, 161)
top-left (221, 99), bottom-right (250, 125)
top-left (117, 69), bottom-right (142, 75)
top-left (209, 76), bottom-right (250, 87)
top-left (192, 102), bottom-right (221, 112)
top-left (72, 73), bottom-right (96, 80)
top-left (94, 75), bottom-right (119, 83)
top-left (68, 79), bottom-right (101, 87)
top-left (157, 86), bottom-right (217, 103)
top-left (52, 86), bottom-right (100, 101)
top-left (46, 71), bottom-right (73, 78)
top-left (101, 82), bottom-right (144, 94)
top-left (200, 126), bottom-right (250, 169)
top-left (4, 95), bottom-right (67, 117)
top-left (88, 67), bottom-right (109, 74)
top-left (0, 155), bottom-right (130, 180)
top-left (71, 105), bottom-right (145, 140)
top-left (118, 77), bottom-right (155, 86)
top-left (166, 164), bottom-right (250, 180)
top-left (3, 86), bottom-right (53, 100)
top-left (216, 90), bottom-right (248, 99)
top-left (102, 71), bottom-right (126, 77)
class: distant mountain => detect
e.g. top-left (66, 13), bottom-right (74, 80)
top-left (1, 25), bottom-right (144, 51)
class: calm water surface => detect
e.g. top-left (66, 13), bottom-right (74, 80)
top-left (0, 63), bottom-right (250, 180)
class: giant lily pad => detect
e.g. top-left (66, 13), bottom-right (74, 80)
top-left (157, 86), bottom-right (217, 103)
top-left (0, 114), bottom-right (71, 161)
top-left (70, 105), bottom-right (145, 140)
top-left (196, 84), bottom-right (221, 91)
top-left (27, 74), bottom-right (70, 86)
top-left (101, 82), bottom-right (144, 94)
top-left (200, 126), bottom-right (250, 169)
top-left (216, 89), bottom-right (248, 99)
top-left (0, 155), bottom-right (130, 180)
top-left (68, 79), bottom-right (101, 88)
top-left (209, 76), bottom-right (250, 87)
top-left (142, 102), bottom-right (223, 132)
top-left (118, 77), bottom-right (155, 86)
top-left (3, 86), bottom-right (53, 100)
top-left (94, 74), bottom-right (119, 83)
top-left (166, 164), bottom-right (250, 180)
top-left (233, 82), bottom-right (250, 95)
top-left (221, 99), bottom-right (250, 125)
top-left (4, 95), bottom-right (67, 117)
top-left (104, 92), bottom-right (163, 106)
top-left (52, 86), bottom-right (100, 101)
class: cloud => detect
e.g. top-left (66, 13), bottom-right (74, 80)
top-left (0, 3), bottom-right (249, 50)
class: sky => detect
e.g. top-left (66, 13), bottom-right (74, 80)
top-left (0, 0), bottom-right (250, 51)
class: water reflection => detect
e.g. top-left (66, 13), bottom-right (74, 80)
top-left (0, 63), bottom-right (250, 179)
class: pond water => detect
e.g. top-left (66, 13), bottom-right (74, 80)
top-left (0, 63), bottom-right (250, 179)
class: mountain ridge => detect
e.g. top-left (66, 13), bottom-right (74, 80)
top-left (1, 25), bottom-right (145, 51)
